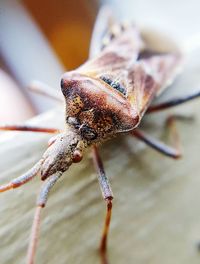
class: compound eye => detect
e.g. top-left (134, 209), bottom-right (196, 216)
top-left (80, 125), bottom-right (97, 140)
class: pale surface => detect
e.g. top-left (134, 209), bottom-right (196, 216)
top-left (0, 42), bottom-right (200, 264)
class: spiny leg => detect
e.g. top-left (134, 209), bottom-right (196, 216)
top-left (131, 122), bottom-right (181, 159)
top-left (0, 125), bottom-right (60, 133)
top-left (147, 90), bottom-right (200, 113)
top-left (0, 160), bottom-right (43, 192)
top-left (92, 146), bottom-right (113, 264)
top-left (27, 172), bottom-right (62, 264)
top-left (28, 80), bottom-right (63, 102)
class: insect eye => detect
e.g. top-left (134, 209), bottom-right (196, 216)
top-left (80, 125), bottom-right (97, 140)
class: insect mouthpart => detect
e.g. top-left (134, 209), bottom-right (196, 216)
top-left (40, 130), bottom-right (86, 181)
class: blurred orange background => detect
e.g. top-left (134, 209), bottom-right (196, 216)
top-left (0, 0), bottom-right (98, 122)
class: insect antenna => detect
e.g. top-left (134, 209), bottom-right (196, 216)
top-left (27, 206), bottom-right (42, 264)
top-left (0, 160), bottom-right (43, 192)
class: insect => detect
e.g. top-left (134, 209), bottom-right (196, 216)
top-left (0, 5), bottom-right (200, 264)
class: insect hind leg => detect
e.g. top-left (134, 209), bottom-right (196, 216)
top-left (27, 172), bottom-right (62, 264)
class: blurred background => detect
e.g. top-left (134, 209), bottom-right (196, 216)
top-left (0, 0), bottom-right (200, 123)
top-left (0, 0), bottom-right (98, 122)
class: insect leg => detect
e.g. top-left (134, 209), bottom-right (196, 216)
top-left (92, 146), bottom-right (113, 264)
top-left (131, 127), bottom-right (181, 159)
top-left (147, 90), bottom-right (200, 113)
top-left (28, 80), bottom-right (63, 102)
top-left (27, 172), bottom-right (62, 264)
top-left (0, 160), bottom-right (43, 192)
top-left (0, 125), bottom-right (60, 133)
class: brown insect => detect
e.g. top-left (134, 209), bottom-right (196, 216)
top-left (0, 6), bottom-right (200, 264)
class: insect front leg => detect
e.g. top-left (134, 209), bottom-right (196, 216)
top-left (92, 146), bottom-right (113, 264)
top-left (147, 90), bottom-right (200, 113)
top-left (27, 172), bottom-right (62, 264)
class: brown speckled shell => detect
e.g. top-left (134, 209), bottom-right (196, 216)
top-left (61, 72), bottom-right (140, 143)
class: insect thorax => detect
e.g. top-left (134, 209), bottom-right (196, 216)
top-left (61, 72), bottom-right (139, 144)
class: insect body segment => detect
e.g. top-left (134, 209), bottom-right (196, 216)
top-left (61, 72), bottom-right (140, 142)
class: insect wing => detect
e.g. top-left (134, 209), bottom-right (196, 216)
top-left (79, 25), bottom-right (144, 80)
top-left (127, 52), bottom-right (182, 116)
top-left (78, 16), bottom-right (183, 122)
